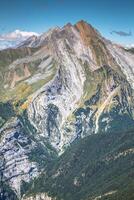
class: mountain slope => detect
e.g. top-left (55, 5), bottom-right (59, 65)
top-left (22, 129), bottom-right (134, 200)
top-left (0, 20), bottom-right (134, 199)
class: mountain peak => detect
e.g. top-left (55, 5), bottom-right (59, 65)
top-left (63, 22), bottom-right (73, 29)
top-left (76, 20), bottom-right (94, 29)
top-left (75, 20), bottom-right (99, 46)
top-left (76, 19), bottom-right (88, 25)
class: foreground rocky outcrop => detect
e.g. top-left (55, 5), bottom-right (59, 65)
top-left (0, 117), bottom-right (39, 196)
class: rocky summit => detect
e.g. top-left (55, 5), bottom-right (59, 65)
top-left (0, 20), bottom-right (134, 200)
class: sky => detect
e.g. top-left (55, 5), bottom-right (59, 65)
top-left (0, 0), bottom-right (134, 45)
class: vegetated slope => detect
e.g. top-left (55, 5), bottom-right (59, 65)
top-left (24, 129), bottom-right (134, 200)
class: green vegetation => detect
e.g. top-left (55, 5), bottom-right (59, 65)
top-left (0, 46), bottom-right (46, 103)
top-left (0, 47), bottom-right (38, 82)
top-left (0, 116), bottom-right (5, 127)
top-left (80, 62), bottom-right (125, 108)
top-left (0, 55), bottom-right (57, 113)
top-left (25, 129), bottom-right (134, 200)
top-left (0, 101), bottom-right (15, 128)
top-left (0, 101), bottom-right (15, 119)
top-left (19, 110), bottom-right (58, 169)
top-left (0, 182), bottom-right (18, 200)
top-left (125, 48), bottom-right (134, 54)
top-left (0, 47), bottom-right (39, 67)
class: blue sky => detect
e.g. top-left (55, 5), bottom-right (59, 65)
top-left (0, 0), bottom-right (134, 45)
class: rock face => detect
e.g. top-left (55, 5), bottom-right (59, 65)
top-left (0, 117), bottom-right (39, 197)
top-left (0, 20), bottom-right (134, 199)
top-left (26, 20), bottom-right (134, 151)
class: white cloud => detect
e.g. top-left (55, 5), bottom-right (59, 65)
top-left (0, 30), bottom-right (39, 50)
top-left (125, 44), bottom-right (134, 49)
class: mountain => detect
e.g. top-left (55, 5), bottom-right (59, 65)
top-left (0, 30), bottom-right (39, 50)
top-left (0, 20), bottom-right (134, 200)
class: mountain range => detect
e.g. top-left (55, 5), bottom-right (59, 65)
top-left (0, 30), bottom-right (39, 50)
top-left (0, 20), bottom-right (134, 200)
